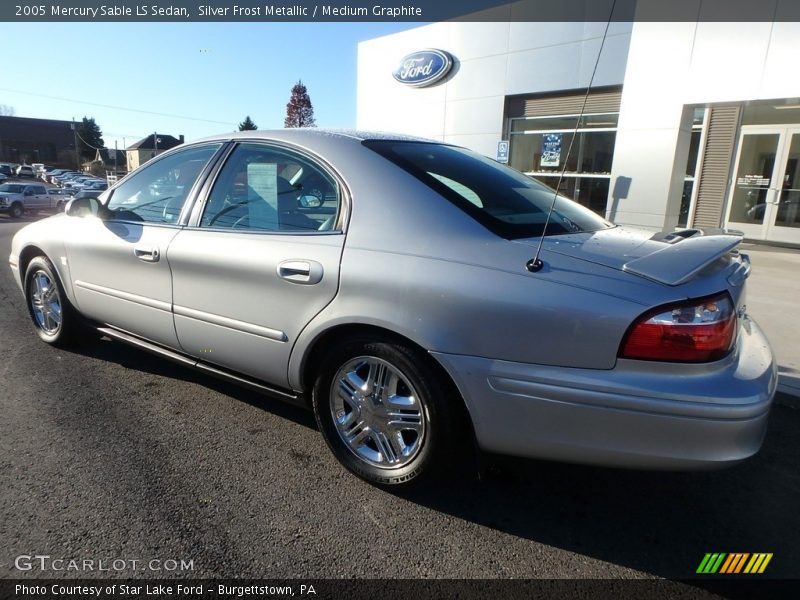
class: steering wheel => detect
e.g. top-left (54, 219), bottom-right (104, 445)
top-left (161, 196), bottom-right (180, 223)
top-left (232, 215), bottom-right (249, 229)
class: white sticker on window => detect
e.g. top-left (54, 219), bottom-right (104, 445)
top-left (247, 163), bottom-right (278, 209)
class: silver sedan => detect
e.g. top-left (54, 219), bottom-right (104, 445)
top-left (8, 130), bottom-right (777, 488)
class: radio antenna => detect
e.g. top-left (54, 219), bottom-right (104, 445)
top-left (527, 0), bottom-right (618, 273)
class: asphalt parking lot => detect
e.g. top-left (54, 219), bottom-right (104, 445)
top-left (0, 216), bottom-right (798, 589)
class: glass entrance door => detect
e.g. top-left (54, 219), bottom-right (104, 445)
top-left (725, 126), bottom-right (800, 244)
top-left (767, 129), bottom-right (800, 242)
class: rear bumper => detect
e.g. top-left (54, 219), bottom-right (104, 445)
top-left (432, 317), bottom-right (777, 469)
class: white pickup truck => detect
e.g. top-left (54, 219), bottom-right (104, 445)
top-left (0, 183), bottom-right (62, 218)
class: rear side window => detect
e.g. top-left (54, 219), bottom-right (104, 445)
top-left (364, 140), bottom-right (613, 239)
top-left (200, 143), bottom-right (339, 233)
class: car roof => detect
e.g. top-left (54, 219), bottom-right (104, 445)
top-left (192, 129), bottom-right (435, 146)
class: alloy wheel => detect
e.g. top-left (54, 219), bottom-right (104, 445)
top-left (329, 356), bottom-right (427, 469)
top-left (29, 270), bottom-right (62, 335)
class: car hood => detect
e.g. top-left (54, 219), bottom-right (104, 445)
top-left (0, 192), bottom-right (20, 198)
top-left (513, 226), bottom-right (743, 286)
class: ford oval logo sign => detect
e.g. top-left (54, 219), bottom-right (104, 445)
top-left (393, 49), bottom-right (454, 88)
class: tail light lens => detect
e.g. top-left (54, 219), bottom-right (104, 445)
top-left (620, 293), bottom-right (736, 363)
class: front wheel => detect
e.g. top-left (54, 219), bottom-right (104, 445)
top-left (9, 202), bottom-right (23, 218)
top-left (24, 256), bottom-right (82, 346)
top-left (313, 338), bottom-right (463, 488)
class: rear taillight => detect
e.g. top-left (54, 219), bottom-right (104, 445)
top-left (620, 293), bottom-right (736, 363)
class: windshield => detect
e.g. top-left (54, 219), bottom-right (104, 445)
top-left (0, 184), bottom-right (24, 193)
top-left (364, 140), bottom-right (613, 240)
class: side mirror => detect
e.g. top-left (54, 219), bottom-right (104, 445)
top-left (24, 190), bottom-right (34, 196)
top-left (65, 196), bottom-right (102, 217)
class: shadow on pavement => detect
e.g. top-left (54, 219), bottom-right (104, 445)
top-left (68, 334), bottom-right (800, 587)
top-left (73, 334), bottom-right (317, 430)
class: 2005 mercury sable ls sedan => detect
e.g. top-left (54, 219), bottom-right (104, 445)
top-left (9, 130), bottom-right (777, 487)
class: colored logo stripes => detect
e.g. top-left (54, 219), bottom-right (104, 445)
top-left (697, 553), bottom-right (773, 574)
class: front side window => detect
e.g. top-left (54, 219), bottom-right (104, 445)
top-left (365, 140), bottom-right (613, 239)
top-left (200, 143), bottom-right (339, 233)
top-left (105, 144), bottom-right (221, 223)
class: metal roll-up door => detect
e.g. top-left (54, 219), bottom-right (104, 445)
top-left (523, 89), bottom-right (622, 117)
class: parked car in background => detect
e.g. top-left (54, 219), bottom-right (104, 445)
top-left (0, 164), bottom-right (13, 177)
top-left (0, 183), bottom-right (56, 217)
top-left (44, 169), bottom-right (69, 182)
top-left (0, 173), bottom-right (7, 184)
top-left (64, 177), bottom-right (98, 190)
top-left (16, 165), bottom-right (35, 178)
top-left (6, 130), bottom-right (777, 489)
top-left (83, 180), bottom-right (108, 191)
top-left (55, 173), bottom-right (82, 186)
top-left (46, 187), bottom-right (74, 204)
top-left (73, 178), bottom-right (104, 190)
top-left (70, 189), bottom-right (103, 202)
top-left (45, 169), bottom-right (73, 183)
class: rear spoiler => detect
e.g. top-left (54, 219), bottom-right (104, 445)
top-left (623, 232), bottom-right (744, 286)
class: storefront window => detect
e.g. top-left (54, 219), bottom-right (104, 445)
top-left (509, 113), bottom-right (617, 216)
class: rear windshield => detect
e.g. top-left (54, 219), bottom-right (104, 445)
top-left (364, 140), bottom-right (613, 240)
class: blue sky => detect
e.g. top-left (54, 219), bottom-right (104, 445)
top-left (1, 22), bottom-right (416, 150)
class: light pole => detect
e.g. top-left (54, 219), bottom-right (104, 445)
top-left (71, 118), bottom-right (80, 170)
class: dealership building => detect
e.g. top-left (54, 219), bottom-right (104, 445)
top-left (357, 16), bottom-right (800, 246)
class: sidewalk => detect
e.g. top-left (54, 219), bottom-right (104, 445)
top-left (739, 242), bottom-right (800, 404)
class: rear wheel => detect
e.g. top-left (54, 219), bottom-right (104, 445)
top-left (24, 256), bottom-right (82, 347)
top-left (9, 202), bottom-right (23, 218)
top-left (313, 337), bottom-right (464, 488)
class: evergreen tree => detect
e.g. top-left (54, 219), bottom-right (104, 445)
top-left (238, 115), bottom-right (258, 130)
top-left (76, 116), bottom-right (104, 160)
top-left (284, 80), bottom-right (316, 128)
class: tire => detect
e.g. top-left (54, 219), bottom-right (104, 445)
top-left (24, 256), bottom-right (82, 347)
top-left (9, 202), bottom-right (23, 218)
top-left (312, 337), bottom-right (463, 488)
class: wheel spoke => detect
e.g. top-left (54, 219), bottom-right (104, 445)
top-left (338, 375), bottom-right (363, 410)
top-left (386, 411), bottom-right (423, 433)
top-left (344, 421), bottom-right (369, 447)
top-left (363, 361), bottom-right (379, 394)
top-left (33, 275), bottom-right (44, 302)
top-left (373, 430), bottom-right (400, 464)
top-left (386, 392), bottom-right (416, 408)
top-left (42, 285), bottom-right (57, 303)
top-left (337, 408), bottom-right (358, 429)
top-left (44, 309), bottom-right (57, 332)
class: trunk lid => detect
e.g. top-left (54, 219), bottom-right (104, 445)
top-left (514, 227), bottom-right (747, 287)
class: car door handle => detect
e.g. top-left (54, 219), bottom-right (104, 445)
top-left (134, 246), bottom-right (160, 262)
top-left (277, 260), bottom-right (323, 285)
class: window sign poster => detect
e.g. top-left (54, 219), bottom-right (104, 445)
top-left (496, 140), bottom-right (509, 163)
top-left (541, 133), bottom-right (562, 167)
